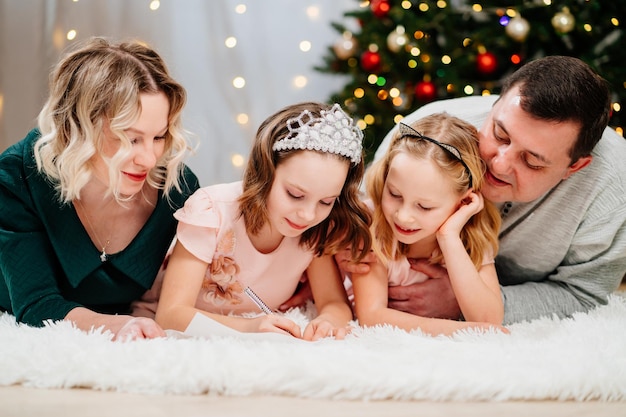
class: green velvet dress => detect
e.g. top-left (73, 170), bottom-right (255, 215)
top-left (0, 129), bottom-right (200, 326)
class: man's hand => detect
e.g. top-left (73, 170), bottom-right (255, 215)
top-left (387, 259), bottom-right (461, 320)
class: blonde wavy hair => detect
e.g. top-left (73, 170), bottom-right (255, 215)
top-left (34, 37), bottom-right (191, 203)
top-left (366, 113), bottom-right (501, 269)
top-left (238, 102), bottom-right (372, 261)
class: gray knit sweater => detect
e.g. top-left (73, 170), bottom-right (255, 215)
top-left (375, 96), bottom-right (626, 324)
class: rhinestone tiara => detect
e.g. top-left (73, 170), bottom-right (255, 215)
top-left (272, 103), bottom-right (363, 164)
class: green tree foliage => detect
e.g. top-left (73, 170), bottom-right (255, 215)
top-left (316, 0), bottom-right (624, 162)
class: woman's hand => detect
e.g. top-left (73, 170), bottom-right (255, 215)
top-left (65, 307), bottom-right (166, 341)
top-left (114, 316), bottom-right (167, 341)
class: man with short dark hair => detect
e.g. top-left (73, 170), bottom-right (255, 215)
top-left (343, 56), bottom-right (626, 324)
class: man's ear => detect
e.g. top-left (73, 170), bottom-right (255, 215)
top-left (563, 155), bottom-right (592, 180)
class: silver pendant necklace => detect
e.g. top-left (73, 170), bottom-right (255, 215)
top-left (99, 244), bottom-right (110, 263)
top-left (75, 199), bottom-right (114, 262)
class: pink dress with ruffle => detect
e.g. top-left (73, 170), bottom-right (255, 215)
top-left (173, 181), bottom-right (313, 315)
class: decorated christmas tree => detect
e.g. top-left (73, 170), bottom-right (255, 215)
top-left (316, 0), bottom-right (624, 162)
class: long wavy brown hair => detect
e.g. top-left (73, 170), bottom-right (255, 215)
top-left (238, 102), bottom-right (372, 261)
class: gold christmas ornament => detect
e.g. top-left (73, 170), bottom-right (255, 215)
top-left (333, 32), bottom-right (358, 60)
top-left (552, 7), bottom-right (576, 34)
top-left (506, 15), bottom-right (530, 42)
top-left (387, 26), bottom-right (409, 53)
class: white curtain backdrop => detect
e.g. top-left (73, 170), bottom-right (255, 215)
top-left (0, 0), bottom-right (357, 185)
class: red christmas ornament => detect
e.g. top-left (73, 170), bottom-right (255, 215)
top-left (371, 0), bottom-right (391, 18)
top-left (414, 80), bottom-right (437, 102)
top-left (477, 52), bottom-right (498, 75)
top-left (360, 51), bottom-right (381, 72)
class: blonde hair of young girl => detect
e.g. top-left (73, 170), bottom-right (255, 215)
top-left (239, 101), bottom-right (372, 262)
top-left (34, 37), bottom-right (191, 204)
top-left (366, 112), bottom-right (501, 268)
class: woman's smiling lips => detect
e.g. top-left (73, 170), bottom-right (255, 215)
top-left (123, 171), bottom-right (148, 182)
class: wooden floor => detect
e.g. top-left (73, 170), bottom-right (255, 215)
top-left (1, 385), bottom-right (625, 417)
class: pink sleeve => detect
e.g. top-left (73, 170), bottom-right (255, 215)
top-left (174, 189), bottom-right (220, 264)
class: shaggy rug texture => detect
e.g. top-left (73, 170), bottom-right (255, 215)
top-left (1, 294), bottom-right (625, 402)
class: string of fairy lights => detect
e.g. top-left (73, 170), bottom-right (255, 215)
top-left (12, 0), bottom-right (621, 174)
top-left (50, 0), bottom-right (337, 175)
top-left (328, 0), bottom-right (623, 137)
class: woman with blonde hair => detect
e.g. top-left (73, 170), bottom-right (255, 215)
top-left (0, 37), bottom-right (199, 340)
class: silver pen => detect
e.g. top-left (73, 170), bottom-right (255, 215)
top-left (244, 286), bottom-right (273, 315)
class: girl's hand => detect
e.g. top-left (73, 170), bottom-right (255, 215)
top-left (302, 317), bottom-right (350, 341)
top-left (437, 191), bottom-right (484, 238)
top-left (247, 315), bottom-right (302, 338)
top-left (460, 321), bottom-right (510, 335)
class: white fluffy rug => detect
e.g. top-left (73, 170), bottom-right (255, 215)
top-left (2, 294), bottom-right (626, 402)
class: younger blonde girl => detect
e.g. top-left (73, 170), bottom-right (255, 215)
top-left (351, 112), bottom-right (504, 335)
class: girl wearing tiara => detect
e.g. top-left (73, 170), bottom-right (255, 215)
top-left (153, 102), bottom-right (371, 340)
top-left (350, 113), bottom-right (505, 335)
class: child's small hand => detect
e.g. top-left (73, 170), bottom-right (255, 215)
top-left (454, 321), bottom-right (511, 334)
top-left (461, 321), bottom-right (510, 334)
top-left (249, 315), bottom-right (302, 338)
top-left (302, 317), bottom-right (350, 341)
top-left (438, 191), bottom-right (484, 238)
